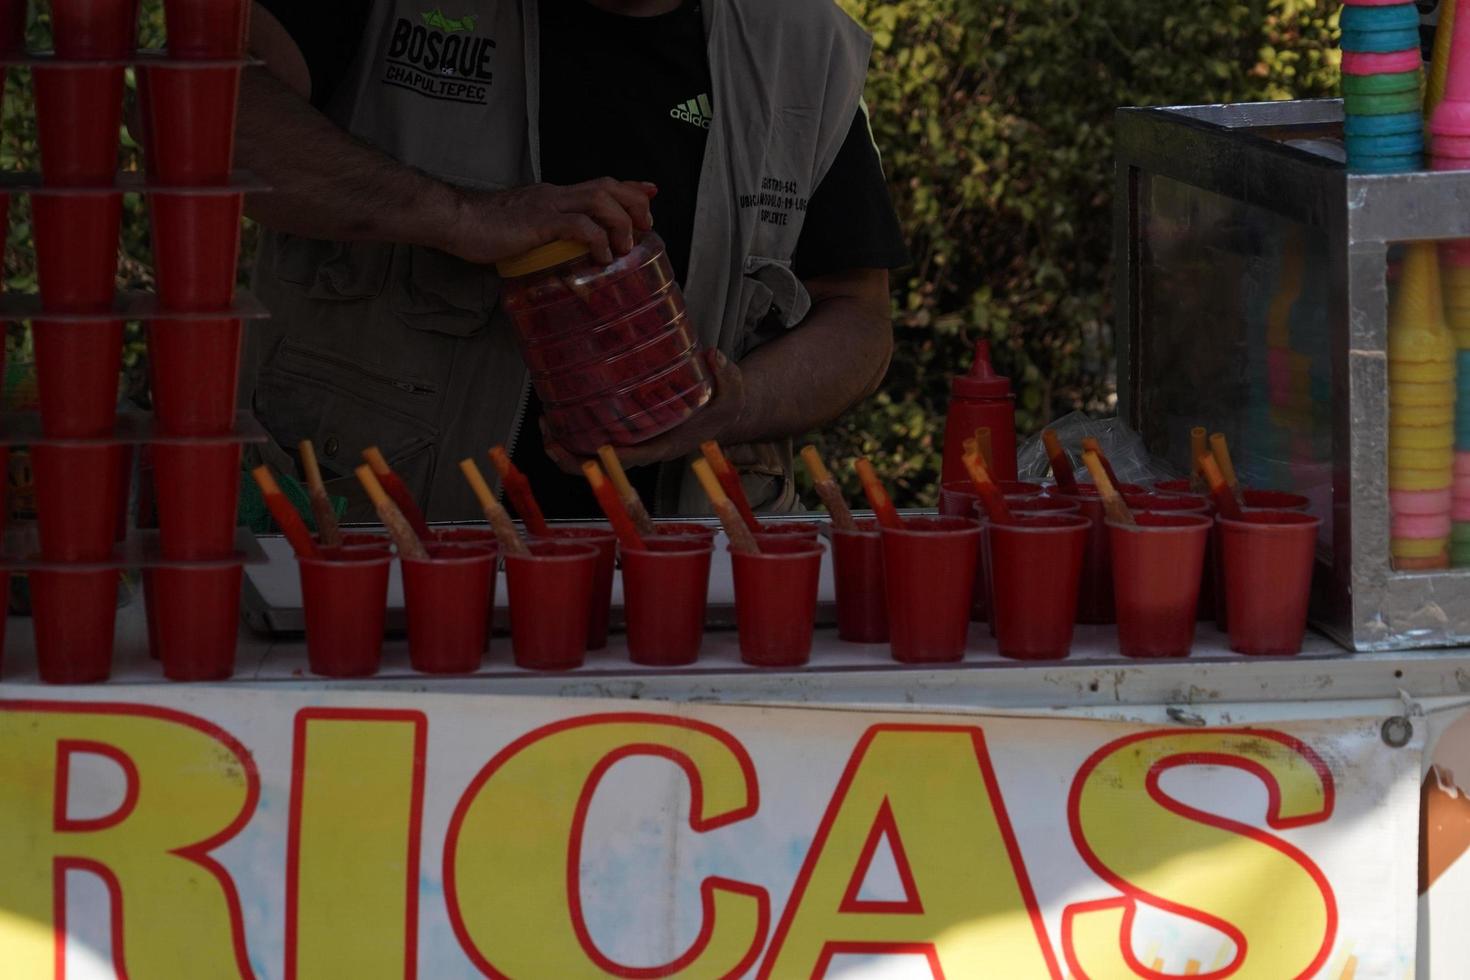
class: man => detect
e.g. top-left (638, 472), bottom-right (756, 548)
top-left (239, 0), bottom-right (905, 520)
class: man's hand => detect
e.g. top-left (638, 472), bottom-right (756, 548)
top-left (446, 179), bottom-right (657, 267)
top-left (541, 349), bottom-right (746, 474)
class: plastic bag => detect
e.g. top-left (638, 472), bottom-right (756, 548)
top-left (1016, 412), bottom-right (1176, 487)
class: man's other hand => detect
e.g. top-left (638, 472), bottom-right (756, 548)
top-left (446, 178), bottom-right (657, 266)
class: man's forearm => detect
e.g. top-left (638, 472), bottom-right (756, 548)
top-left (726, 270), bottom-right (894, 445)
top-left (235, 67), bottom-right (460, 249)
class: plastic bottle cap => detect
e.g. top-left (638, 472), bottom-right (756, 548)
top-left (496, 240), bottom-right (592, 278)
top-left (952, 340), bottom-right (1012, 398)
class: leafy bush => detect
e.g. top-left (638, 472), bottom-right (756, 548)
top-left (0, 0), bottom-right (1340, 506)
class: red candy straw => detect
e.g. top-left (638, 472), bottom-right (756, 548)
top-left (581, 461), bottom-right (645, 551)
top-left (362, 445), bottom-right (432, 541)
top-left (459, 458), bottom-right (529, 556)
top-left (1210, 433), bottom-right (1247, 508)
top-left (1080, 437), bottom-right (1121, 488)
top-left (1042, 429), bottom-right (1078, 493)
top-left (692, 459), bottom-right (760, 553)
top-left (251, 465), bottom-right (319, 559)
top-left (489, 445), bottom-right (551, 537)
top-left (961, 451), bottom-right (1012, 524)
top-left (973, 426), bottom-right (993, 470)
top-left (854, 458), bottom-right (903, 529)
top-left (701, 440), bottom-right (760, 532)
top-left (598, 445), bottom-right (657, 536)
top-left (1198, 455), bottom-right (1243, 521)
top-left (800, 445), bottom-right (856, 531)
top-left (1082, 450), bottom-right (1134, 526)
top-left (354, 465), bottom-right (429, 559)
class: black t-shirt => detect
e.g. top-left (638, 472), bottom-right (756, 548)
top-left (258, 0), bottom-right (910, 518)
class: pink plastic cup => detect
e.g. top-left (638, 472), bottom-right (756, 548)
top-left (534, 526), bottom-right (616, 650)
top-left (152, 563), bottom-right (242, 681)
top-left (730, 537), bottom-right (825, 667)
top-left (34, 444), bottom-right (124, 561)
top-left (34, 64), bottom-right (124, 185)
top-left (33, 319), bottom-right (123, 437)
top-left (988, 514), bottom-right (1089, 660)
top-left (881, 517), bottom-right (981, 663)
top-left (140, 63), bottom-right (241, 185)
top-left (32, 568), bottom-right (118, 684)
top-left (505, 540), bottom-right (599, 671)
top-left (148, 318), bottom-right (242, 434)
top-left (402, 543), bottom-right (496, 674)
top-left (152, 442), bottom-right (241, 559)
top-left (1109, 514), bottom-right (1212, 658)
top-left (163, 0), bottom-right (249, 57)
top-left (298, 547), bottom-right (392, 677)
top-left (830, 518), bottom-right (888, 644)
top-left (33, 193), bottom-right (122, 312)
top-left (51, 0), bottom-right (137, 59)
top-left (150, 192), bottom-right (243, 311)
top-left (621, 537), bottom-right (713, 666)
top-left (1220, 511), bottom-right (1322, 656)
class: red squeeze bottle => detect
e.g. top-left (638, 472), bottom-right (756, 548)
top-left (941, 341), bottom-right (1017, 485)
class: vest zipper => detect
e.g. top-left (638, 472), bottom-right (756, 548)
top-left (501, 379), bottom-right (531, 502)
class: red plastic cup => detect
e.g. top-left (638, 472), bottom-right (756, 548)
top-left (298, 547), bottom-right (392, 677)
top-left (881, 517), bottom-right (981, 663)
top-left (34, 444), bottom-right (124, 561)
top-left (152, 563), bottom-right (242, 681)
top-left (1108, 514), bottom-right (1212, 658)
top-left (505, 540), bottom-right (599, 671)
top-left (402, 543), bottom-right (496, 674)
top-left (34, 64), bottom-right (124, 186)
top-left (988, 514), bottom-right (1090, 660)
top-left (51, 0), bottom-right (137, 59)
top-left (1123, 491), bottom-right (1209, 515)
top-left (33, 193), bottom-right (122, 312)
top-left (753, 521), bottom-right (822, 547)
top-left (730, 537), bottom-right (824, 667)
top-left (977, 497), bottom-right (1081, 627)
top-left (32, 568), bottom-right (117, 684)
top-left (1213, 489), bottom-right (1311, 632)
top-left (33, 319), bottom-right (123, 437)
top-left (152, 442), bottom-right (241, 559)
top-left (939, 480), bottom-right (1043, 518)
top-left (830, 519), bottom-right (888, 644)
top-left (163, 0), bottom-right (249, 57)
top-left (1009, 496), bottom-right (1081, 516)
top-left (150, 192), bottom-right (243, 311)
top-left (621, 537), bottom-right (713, 666)
top-left (535, 527), bottom-right (616, 650)
top-left (652, 522), bottom-right (718, 542)
top-left (140, 63), bottom-right (241, 185)
top-left (148, 318), bottom-right (241, 434)
top-left (1153, 478), bottom-right (1195, 496)
top-left (1220, 511), bottom-right (1322, 656)
top-left (1056, 485), bottom-right (1145, 625)
top-left (428, 527), bottom-right (498, 547)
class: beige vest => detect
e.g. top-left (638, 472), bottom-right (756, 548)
top-left (243, 0), bottom-right (872, 520)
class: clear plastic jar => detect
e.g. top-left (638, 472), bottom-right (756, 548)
top-left (498, 234), bottom-right (713, 454)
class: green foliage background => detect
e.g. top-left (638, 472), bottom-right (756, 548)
top-left (0, 0), bottom-right (1341, 505)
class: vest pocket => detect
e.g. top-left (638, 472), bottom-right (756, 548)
top-left (273, 236), bottom-right (393, 301)
top-left (394, 245), bottom-right (500, 338)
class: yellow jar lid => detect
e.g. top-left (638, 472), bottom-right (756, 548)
top-left (495, 240), bottom-right (591, 278)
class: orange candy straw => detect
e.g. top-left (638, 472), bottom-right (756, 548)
top-left (700, 441), bottom-right (760, 532)
top-left (800, 445), bottom-right (856, 531)
top-left (250, 465), bottom-right (319, 559)
top-left (854, 458), bottom-right (903, 529)
top-left (1082, 450), bottom-right (1134, 526)
top-left (1080, 437), bottom-right (1121, 489)
top-left (298, 439), bottom-right (341, 548)
top-left (597, 445), bottom-right (656, 536)
top-left (692, 459), bottom-right (760, 554)
top-left (1210, 433), bottom-right (1246, 506)
top-left (489, 445), bottom-right (551, 537)
top-left (1189, 427), bottom-right (1209, 493)
top-left (459, 458), bottom-right (529, 556)
top-left (973, 427), bottom-right (993, 470)
top-left (1198, 454), bottom-right (1243, 521)
top-left (362, 446), bottom-right (432, 541)
top-left (354, 465), bottom-right (429, 559)
top-left (961, 451), bottom-right (1012, 524)
top-left (581, 461), bottom-right (645, 551)
top-left (1042, 429), bottom-right (1077, 493)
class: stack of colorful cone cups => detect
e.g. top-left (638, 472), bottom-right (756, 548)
top-left (142, 0), bottom-right (252, 681)
top-left (26, 0), bottom-right (138, 683)
top-left (1340, 0), bottom-right (1425, 173)
top-left (1389, 244), bottom-right (1456, 569)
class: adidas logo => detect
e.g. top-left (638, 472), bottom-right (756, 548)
top-left (670, 93), bottom-right (713, 129)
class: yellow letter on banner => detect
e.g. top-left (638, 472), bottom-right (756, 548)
top-left (0, 700), bottom-right (257, 979)
top-left (286, 709), bottom-right (426, 980)
top-left (445, 712), bottom-right (767, 979)
top-left (1062, 730), bottom-right (1336, 980)
top-left (759, 725), bottom-right (1061, 978)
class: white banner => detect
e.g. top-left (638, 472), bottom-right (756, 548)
top-left (0, 687), bottom-right (1422, 978)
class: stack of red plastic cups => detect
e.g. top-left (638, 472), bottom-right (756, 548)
top-left (140, 0), bottom-right (253, 680)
